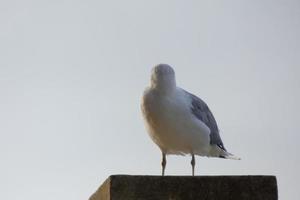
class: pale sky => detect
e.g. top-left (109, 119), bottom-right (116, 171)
top-left (1, 0), bottom-right (299, 199)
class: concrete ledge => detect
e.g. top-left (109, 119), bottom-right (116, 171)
top-left (89, 175), bottom-right (278, 200)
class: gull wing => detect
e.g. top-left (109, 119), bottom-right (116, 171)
top-left (184, 90), bottom-right (226, 151)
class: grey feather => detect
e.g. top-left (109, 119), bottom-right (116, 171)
top-left (184, 90), bottom-right (226, 151)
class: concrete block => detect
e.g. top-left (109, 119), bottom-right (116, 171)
top-left (89, 175), bottom-right (277, 200)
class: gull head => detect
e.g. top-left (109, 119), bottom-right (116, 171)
top-left (150, 64), bottom-right (176, 92)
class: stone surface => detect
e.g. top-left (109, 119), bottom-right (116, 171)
top-left (89, 175), bottom-right (278, 200)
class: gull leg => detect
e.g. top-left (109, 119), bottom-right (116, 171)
top-left (191, 154), bottom-right (195, 176)
top-left (161, 152), bottom-right (166, 176)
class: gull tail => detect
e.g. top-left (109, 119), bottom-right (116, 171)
top-left (220, 150), bottom-right (241, 160)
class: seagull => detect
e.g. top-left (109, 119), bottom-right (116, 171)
top-left (141, 64), bottom-right (240, 176)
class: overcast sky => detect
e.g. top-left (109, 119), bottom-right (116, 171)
top-left (1, 0), bottom-right (299, 199)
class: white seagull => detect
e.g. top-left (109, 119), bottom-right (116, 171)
top-left (141, 64), bottom-right (240, 176)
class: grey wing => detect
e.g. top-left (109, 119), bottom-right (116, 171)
top-left (184, 90), bottom-right (226, 151)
